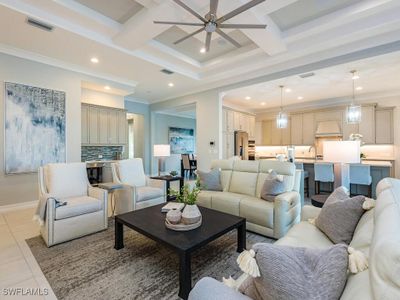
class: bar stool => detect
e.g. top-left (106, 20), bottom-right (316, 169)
top-left (314, 162), bottom-right (335, 195)
top-left (295, 163), bottom-right (309, 198)
top-left (349, 164), bottom-right (372, 198)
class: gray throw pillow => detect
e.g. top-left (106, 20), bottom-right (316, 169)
top-left (315, 187), bottom-right (365, 245)
top-left (260, 170), bottom-right (285, 201)
top-left (196, 169), bottom-right (222, 191)
top-left (239, 243), bottom-right (349, 300)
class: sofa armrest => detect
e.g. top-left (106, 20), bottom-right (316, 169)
top-left (88, 186), bottom-right (108, 209)
top-left (273, 191), bottom-right (301, 239)
top-left (301, 205), bottom-right (321, 221)
top-left (189, 278), bottom-right (252, 300)
top-left (146, 177), bottom-right (166, 194)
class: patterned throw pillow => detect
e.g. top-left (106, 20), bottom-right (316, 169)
top-left (260, 170), bottom-right (285, 201)
top-left (239, 243), bottom-right (349, 300)
top-left (315, 187), bottom-right (365, 244)
top-left (196, 169), bottom-right (222, 191)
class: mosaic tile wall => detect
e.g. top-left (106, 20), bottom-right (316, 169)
top-left (81, 146), bottom-right (124, 161)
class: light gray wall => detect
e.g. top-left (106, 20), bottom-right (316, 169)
top-left (153, 113), bottom-right (196, 174)
top-left (124, 99), bottom-right (151, 174)
top-left (0, 53), bottom-right (82, 206)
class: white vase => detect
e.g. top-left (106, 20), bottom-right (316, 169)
top-left (182, 204), bottom-right (202, 225)
top-left (166, 209), bottom-right (182, 225)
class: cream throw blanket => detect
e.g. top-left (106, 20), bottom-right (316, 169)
top-left (33, 193), bottom-right (67, 225)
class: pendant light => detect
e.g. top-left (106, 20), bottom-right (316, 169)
top-left (276, 85), bottom-right (288, 128)
top-left (346, 70), bottom-right (362, 124)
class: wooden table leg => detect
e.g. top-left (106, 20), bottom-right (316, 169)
top-left (178, 251), bottom-right (191, 300)
top-left (114, 219), bottom-right (124, 250)
top-left (237, 222), bottom-right (246, 253)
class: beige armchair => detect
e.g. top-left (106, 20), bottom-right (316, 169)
top-left (111, 158), bottom-right (166, 213)
top-left (38, 163), bottom-right (108, 247)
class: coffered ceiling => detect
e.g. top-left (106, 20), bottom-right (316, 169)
top-left (0, 0), bottom-right (400, 103)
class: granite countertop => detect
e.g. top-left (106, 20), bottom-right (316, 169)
top-left (255, 157), bottom-right (393, 167)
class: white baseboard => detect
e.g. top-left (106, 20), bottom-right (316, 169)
top-left (0, 200), bottom-right (38, 213)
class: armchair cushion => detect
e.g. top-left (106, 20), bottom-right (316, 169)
top-left (136, 186), bottom-right (164, 202)
top-left (45, 163), bottom-right (88, 198)
top-left (117, 159), bottom-right (146, 187)
top-left (55, 196), bottom-right (102, 220)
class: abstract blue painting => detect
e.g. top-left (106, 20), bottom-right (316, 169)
top-left (5, 82), bottom-right (66, 174)
top-left (169, 127), bottom-right (195, 154)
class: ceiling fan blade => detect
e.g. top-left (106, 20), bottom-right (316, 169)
top-left (174, 27), bottom-right (204, 45)
top-left (215, 28), bottom-right (241, 48)
top-left (219, 24), bottom-right (267, 29)
top-left (173, 0), bottom-right (207, 22)
top-left (154, 21), bottom-right (204, 26)
top-left (217, 0), bottom-right (265, 23)
top-left (205, 32), bottom-right (212, 52)
top-left (210, 0), bottom-right (219, 17)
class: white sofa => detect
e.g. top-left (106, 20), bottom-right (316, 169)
top-left (38, 163), bottom-right (108, 247)
top-left (111, 158), bottom-right (166, 213)
top-left (197, 159), bottom-right (302, 239)
top-left (189, 177), bottom-right (400, 300)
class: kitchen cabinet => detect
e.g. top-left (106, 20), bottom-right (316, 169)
top-left (249, 116), bottom-right (256, 139)
top-left (290, 114), bottom-right (303, 145)
top-left (82, 103), bottom-right (127, 146)
top-left (263, 119), bottom-right (290, 146)
top-left (359, 106), bottom-right (375, 144)
top-left (222, 108), bottom-right (255, 135)
top-left (222, 132), bottom-right (234, 159)
top-left (89, 106), bottom-right (99, 144)
top-left (223, 109), bottom-right (234, 133)
top-left (262, 120), bottom-right (272, 145)
top-left (302, 113), bottom-right (315, 145)
top-left (81, 105), bottom-right (89, 144)
top-left (240, 114), bottom-right (249, 133)
top-left (233, 111), bottom-right (241, 131)
top-left (375, 108), bottom-right (393, 144)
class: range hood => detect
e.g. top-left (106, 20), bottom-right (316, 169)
top-left (315, 121), bottom-right (342, 137)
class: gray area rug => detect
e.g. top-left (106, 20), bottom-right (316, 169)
top-left (26, 219), bottom-right (274, 300)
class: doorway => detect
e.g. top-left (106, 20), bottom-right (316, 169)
top-left (127, 113), bottom-right (145, 161)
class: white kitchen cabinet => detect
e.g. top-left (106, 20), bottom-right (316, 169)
top-left (359, 106), bottom-right (375, 144)
top-left (302, 113), bottom-right (315, 145)
top-left (281, 121), bottom-right (291, 145)
top-left (89, 106), bottom-right (99, 144)
top-left (254, 121), bottom-right (262, 144)
top-left (315, 110), bottom-right (342, 122)
top-left (98, 108), bottom-right (109, 144)
top-left (262, 119), bottom-right (290, 146)
top-left (223, 109), bottom-right (235, 133)
top-left (118, 110), bottom-right (128, 145)
top-left (108, 110), bottom-right (118, 144)
top-left (233, 111), bottom-right (242, 131)
top-left (81, 105), bottom-right (89, 144)
top-left (248, 116), bottom-right (256, 139)
top-left (291, 114), bottom-right (303, 145)
top-left (375, 108), bottom-right (393, 144)
top-left (222, 132), bottom-right (234, 159)
top-left (262, 120), bottom-right (272, 145)
top-left (240, 114), bottom-right (249, 133)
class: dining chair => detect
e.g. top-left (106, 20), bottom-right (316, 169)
top-left (349, 164), bottom-right (372, 197)
top-left (295, 162), bottom-right (309, 198)
top-left (314, 162), bottom-right (335, 195)
top-left (182, 154), bottom-right (196, 178)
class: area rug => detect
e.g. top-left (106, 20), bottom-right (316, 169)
top-left (26, 220), bottom-right (274, 300)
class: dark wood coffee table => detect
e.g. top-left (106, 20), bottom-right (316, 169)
top-left (114, 204), bottom-right (246, 300)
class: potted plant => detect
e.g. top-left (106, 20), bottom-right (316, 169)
top-left (169, 182), bottom-right (201, 225)
top-left (169, 170), bottom-right (178, 177)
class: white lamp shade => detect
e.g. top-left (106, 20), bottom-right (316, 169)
top-left (153, 144), bottom-right (170, 157)
top-left (323, 141), bottom-right (361, 163)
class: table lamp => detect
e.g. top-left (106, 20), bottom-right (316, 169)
top-left (154, 144), bottom-right (170, 176)
top-left (323, 141), bottom-right (361, 188)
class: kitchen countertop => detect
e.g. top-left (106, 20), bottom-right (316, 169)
top-left (256, 157), bottom-right (393, 167)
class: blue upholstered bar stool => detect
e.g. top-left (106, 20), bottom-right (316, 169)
top-left (314, 162), bottom-right (335, 194)
top-left (295, 162), bottom-right (309, 198)
top-left (349, 164), bottom-right (372, 197)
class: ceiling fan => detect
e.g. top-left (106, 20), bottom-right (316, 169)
top-left (154, 0), bottom-right (267, 52)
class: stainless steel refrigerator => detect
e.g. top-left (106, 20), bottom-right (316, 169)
top-left (234, 131), bottom-right (249, 160)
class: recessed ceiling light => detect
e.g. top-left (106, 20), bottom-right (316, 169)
top-left (245, 96), bottom-right (251, 100)
top-left (200, 47), bottom-right (206, 53)
top-left (356, 86), bottom-right (363, 91)
top-left (90, 57), bottom-right (99, 64)
top-left (260, 102), bottom-right (266, 106)
top-left (285, 88), bottom-right (292, 93)
top-left (104, 86), bottom-right (110, 90)
top-left (168, 82), bottom-right (174, 87)
top-left (297, 96), bottom-right (303, 100)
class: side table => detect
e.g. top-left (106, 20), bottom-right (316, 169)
top-left (98, 182), bottom-right (124, 216)
top-left (150, 175), bottom-right (184, 201)
top-left (311, 194), bottom-right (329, 208)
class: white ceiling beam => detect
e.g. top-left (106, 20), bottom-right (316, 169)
top-left (284, 0), bottom-right (400, 42)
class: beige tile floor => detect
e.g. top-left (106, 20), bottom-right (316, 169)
top-left (0, 207), bottom-right (57, 300)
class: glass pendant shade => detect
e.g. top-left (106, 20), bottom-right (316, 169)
top-left (276, 111), bottom-right (288, 128)
top-left (346, 104), bottom-right (362, 124)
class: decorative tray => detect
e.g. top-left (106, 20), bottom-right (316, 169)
top-left (165, 216), bottom-right (202, 231)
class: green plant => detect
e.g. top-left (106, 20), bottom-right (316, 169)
top-left (169, 183), bottom-right (200, 205)
top-left (169, 170), bottom-right (178, 176)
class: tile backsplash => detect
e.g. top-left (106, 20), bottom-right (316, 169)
top-left (81, 146), bottom-right (124, 161)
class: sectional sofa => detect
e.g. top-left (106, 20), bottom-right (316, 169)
top-left (190, 177), bottom-right (400, 299)
top-left (197, 159), bottom-right (302, 239)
